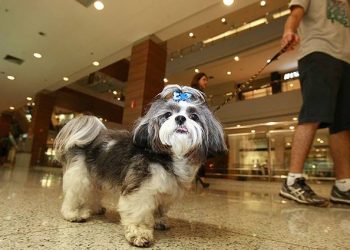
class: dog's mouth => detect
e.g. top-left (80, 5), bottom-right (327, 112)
top-left (175, 125), bottom-right (189, 134)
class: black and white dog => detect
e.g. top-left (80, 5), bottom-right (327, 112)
top-left (54, 84), bottom-right (227, 247)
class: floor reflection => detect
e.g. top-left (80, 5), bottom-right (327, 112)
top-left (0, 164), bottom-right (349, 249)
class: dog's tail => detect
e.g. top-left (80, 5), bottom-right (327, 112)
top-left (54, 115), bottom-right (106, 164)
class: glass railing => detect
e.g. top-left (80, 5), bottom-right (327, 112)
top-left (208, 78), bottom-right (301, 107)
top-left (207, 128), bottom-right (333, 180)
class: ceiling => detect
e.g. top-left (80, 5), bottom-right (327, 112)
top-left (0, 0), bottom-right (299, 116)
top-left (165, 0), bottom-right (289, 56)
top-left (164, 0), bottom-right (295, 90)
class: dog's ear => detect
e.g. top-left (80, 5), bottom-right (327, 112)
top-left (133, 122), bottom-right (149, 148)
top-left (206, 116), bottom-right (228, 156)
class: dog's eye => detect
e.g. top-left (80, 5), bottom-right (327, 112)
top-left (164, 112), bottom-right (172, 119)
top-left (189, 114), bottom-right (199, 121)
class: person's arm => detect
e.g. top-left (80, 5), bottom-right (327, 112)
top-left (281, 6), bottom-right (305, 51)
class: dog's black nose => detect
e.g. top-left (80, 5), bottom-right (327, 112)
top-left (175, 115), bottom-right (186, 125)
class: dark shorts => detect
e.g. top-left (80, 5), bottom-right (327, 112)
top-left (298, 52), bottom-right (350, 134)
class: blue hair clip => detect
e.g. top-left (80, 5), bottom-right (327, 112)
top-left (173, 91), bottom-right (192, 102)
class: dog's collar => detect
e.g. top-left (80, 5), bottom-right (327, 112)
top-left (173, 91), bottom-right (192, 102)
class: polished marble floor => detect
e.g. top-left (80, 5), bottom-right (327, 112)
top-left (0, 163), bottom-right (349, 250)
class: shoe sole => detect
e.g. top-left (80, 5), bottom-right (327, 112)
top-left (330, 196), bottom-right (350, 205)
top-left (279, 190), bottom-right (329, 207)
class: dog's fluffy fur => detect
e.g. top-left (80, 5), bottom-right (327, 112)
top-left (54, 85), bottom-right (226, 247)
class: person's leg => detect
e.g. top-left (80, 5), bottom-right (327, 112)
top-left (196, 165), bottom-right (209, 188)
top-left (329, 61), bottom-right (350, 204)
top-left (329, 132), bottom-right (350, 204)
top-left (286, 123), bottom-right (318, 186)
top-left (329, 131), bottom-right (350, 180)
top-left (280, 122), bottom-right (328, 206)
top-left (279, 52), bottom-right (342, 206)
top-left (289, 123), bottom-right (319, 174)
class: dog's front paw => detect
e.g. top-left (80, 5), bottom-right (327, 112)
top-left (61, 208), bottom-right (91, 222)
top-left (125, 225), bottom-right (153, 247)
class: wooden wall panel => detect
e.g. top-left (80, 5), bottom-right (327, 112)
top-left (30, 93), bottom-right (55, 166)
top-left (99, 59), bottom-right (129, 82)
top-left (123, 38), bottom-right (167, 128)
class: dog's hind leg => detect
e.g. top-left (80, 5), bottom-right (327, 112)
top-left (154, 204), bottom-right (170, 231)
top-left (88, 185), bottom-right (106, 215)
top-left (118, 191), bottom-right (156, 247)
top-left (61, 156), bottom-right (93, 222)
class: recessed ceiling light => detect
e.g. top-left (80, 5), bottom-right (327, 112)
top-left (94, 1), bottom-right (104, 10)
top-left (223, 0), bottom-right (234, 6)
top-left (234, 56), bottom-right (240, 61)
top-left (33, 52), bottom-right (42, 58)
top-left (293, 117), bottom-right (298, 121)
top-left (9, 106), bottom-right (15, 110)
top-left (221, 17), bottom-right (226, 23)
top-left (63, 77), bottom-right (69, 81)
top-left (112, 90), bottom-right (118, 95)
top-left (260, 0), bottom-right (267, 7)
top-left (251, 129), bottom-right (256, 133)
top-left (92, 61), bottom-right (100, 66)
top-left (195, 68), bottom-right (200, 73)
top-left (163, 78), bottom-right (168, 83)
top-left (7, 75), bottom-right (15, 80)
top-left (267, 59), bottom-right (271, 63)
top-left (189, 32), bottom-right (195, 38)
top-left (227, 71), bottom-right (232, 75)
top-left (26, 97), bottom-right (32, 101)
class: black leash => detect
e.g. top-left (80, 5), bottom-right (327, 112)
top-left (212, 42), bottom-right (292, 113)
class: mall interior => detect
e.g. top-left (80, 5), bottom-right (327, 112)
top-left (0, 0), bottom-right (349, 249)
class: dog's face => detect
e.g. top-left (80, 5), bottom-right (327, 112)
top-left (133, 85), bottom-right (227, 160)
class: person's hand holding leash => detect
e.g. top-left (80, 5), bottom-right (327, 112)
top-left (282, 30), bottom-right (300, 51)
top-left (281, 6), bottom-right (305, 52)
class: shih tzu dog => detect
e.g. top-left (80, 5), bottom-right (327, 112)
top-left (54, 84), bottom-right (227, 247)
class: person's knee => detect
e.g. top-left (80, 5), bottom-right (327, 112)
top-left (298, 122), bottom-right (320, 130)
top-left (330, 129), bottom-right (350, 137)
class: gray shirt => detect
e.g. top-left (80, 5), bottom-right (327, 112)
top-left (290, 0), bottom-right (350, 64)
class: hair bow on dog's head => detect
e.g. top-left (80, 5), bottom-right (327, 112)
top-left (173, 91), bottom-right (192, 102)
top-left (159, 84), bottom-right (205, 105)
